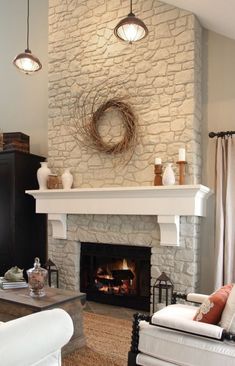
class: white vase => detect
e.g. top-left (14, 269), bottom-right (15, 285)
top-left (37, 162), bottom-right (51, 190)
top-left (62, 168), bottom-right (73, 189)
top-left (162, 163), bottom-right (175, 185)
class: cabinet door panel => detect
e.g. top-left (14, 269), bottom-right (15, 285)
top-left (0, 159), bottom-right (14, 274)
top-left (0, 151), bottom-right (47, 276)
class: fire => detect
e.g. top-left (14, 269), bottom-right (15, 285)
top-left (94, 259), bottom-right (135, 295)
top-left (122, 258), bottom-right (128, 270)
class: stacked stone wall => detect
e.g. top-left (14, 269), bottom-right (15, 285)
top-left (48, 0), bottom-right (202, 296)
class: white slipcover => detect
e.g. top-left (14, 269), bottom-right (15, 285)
top-left (0, 308), bottom-right (74, 366)
top-left (151, 304), bottom-right (224, 339)
top-left (137, 320), bottom-right (235, 366)
top-left (186, 293), bottom-right (209, 304)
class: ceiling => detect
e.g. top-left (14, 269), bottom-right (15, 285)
top-left (162, 0), bottom-right (235, 40)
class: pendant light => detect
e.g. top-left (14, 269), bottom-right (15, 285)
top-left (13, 0), bottom-right (42, 74)
top-left (114, 0), bottom-right (148, 43)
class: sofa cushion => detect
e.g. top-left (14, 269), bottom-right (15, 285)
top-left (193, 284), bottom-right (233, 324)
top-left (151, 304), bottom-right (223, 339)
top-left (221, 284), bottom-right (235, 330)
top-left (138, 321), bottom-right (235, 366)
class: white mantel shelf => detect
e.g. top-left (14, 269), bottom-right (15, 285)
top-left (26, 185), bottom-right (212, 246)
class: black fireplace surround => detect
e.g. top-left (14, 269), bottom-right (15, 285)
top-left (80, 242), bottom-right (151, 311)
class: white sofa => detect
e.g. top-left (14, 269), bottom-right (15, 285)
top-left (128, 292), bottom-right (235, 366)
top-left (0, 308), bottom-right (74, 366)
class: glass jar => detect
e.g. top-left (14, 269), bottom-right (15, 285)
top-left (27, 257), bottom-right (48, 297)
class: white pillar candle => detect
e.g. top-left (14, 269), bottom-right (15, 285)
top-left (155, 158), bottom-right (162, 165)
top-left (178, 148), bottom-right (186, 161)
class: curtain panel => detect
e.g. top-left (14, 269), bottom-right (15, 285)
top-left (214, 136), bottom-right (235, 289)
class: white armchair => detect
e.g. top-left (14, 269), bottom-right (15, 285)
top-left (128, 290), bottom-right (235, 366)
top-left (0, 308), bottom-right (74, 366)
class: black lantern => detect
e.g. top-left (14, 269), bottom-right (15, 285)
top-left (152, 272), bottom-right (174, 313)
top-left (44, 259), bottom-right (59, 288)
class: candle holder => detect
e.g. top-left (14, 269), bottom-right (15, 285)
top-left (154, 164), bottom-right (162, 186)
top-left (177, 161), bottom-right (187, 185)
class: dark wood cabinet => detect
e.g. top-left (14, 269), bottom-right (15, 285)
top-left (0, 151), bottom-right (47, 276)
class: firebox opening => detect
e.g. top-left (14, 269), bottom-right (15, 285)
top-left (80, 242), bottom-right (151, 311)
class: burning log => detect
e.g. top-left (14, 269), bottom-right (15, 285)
top-left (95, 277), bottom-right (122, 287)
top-left (111, 269), bottom-right (134, 280)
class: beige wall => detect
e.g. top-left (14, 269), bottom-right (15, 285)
top-left (202, 30), bottom-right (235, 188)
top-left (201, 30), bottom-right (235, 293)
top-left (0, 0), bottom-right (48, 157)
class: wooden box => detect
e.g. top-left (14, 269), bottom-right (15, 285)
top-left (3, 132), bottom-right (30, 153)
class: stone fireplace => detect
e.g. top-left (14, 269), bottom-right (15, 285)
top-left (27, 185), bottom-right (211, 308)
top-left (41, 0), bottom-right (206, 306)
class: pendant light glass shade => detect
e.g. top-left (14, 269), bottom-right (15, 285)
top-left (13, 0), bottom-right (42, 74)
top-left (13, 49), bottom-right (42, 74)
top-left (114, 1), bottom-right (148, 43)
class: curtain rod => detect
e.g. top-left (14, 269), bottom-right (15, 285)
top-left (209, 131), bottom-right (235, 138)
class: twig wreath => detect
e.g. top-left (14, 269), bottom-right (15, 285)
top-left (73, 93), bottom-right (138, 159)
top-left (89, 97), bottom-right (137, 154)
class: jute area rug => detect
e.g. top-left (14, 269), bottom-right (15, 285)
top-left (63, 311), bottom-right (132, 366)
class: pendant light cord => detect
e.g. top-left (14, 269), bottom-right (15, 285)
top-left (130, 0), bottom-right (132, 13)
top-left (26, 0), bottom-right (29, 50)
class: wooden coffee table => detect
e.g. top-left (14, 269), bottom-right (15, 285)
top-left (0, 286), bottom-right (86, 354)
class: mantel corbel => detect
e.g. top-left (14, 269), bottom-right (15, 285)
top-left (48, 213), bottom-right (67, 239)
top-left (157, 215), bottom-right (180, 246)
